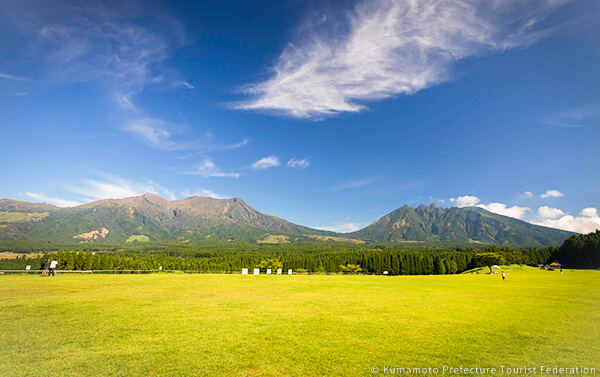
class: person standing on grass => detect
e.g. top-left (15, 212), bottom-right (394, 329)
top-left (49, 259), bottom-right (58, 277)
top-left (561, 269), bottom-right (563, 275)
top-left (41, 259), bottom-right (50, 276)
top-left (502, 271), bottom-right (506, 281)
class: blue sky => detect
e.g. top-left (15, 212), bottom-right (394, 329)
top-left (0, 0), bottom-right (599, 233)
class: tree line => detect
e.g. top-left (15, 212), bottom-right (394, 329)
top-left (0, 245), bottom-right (565, 275)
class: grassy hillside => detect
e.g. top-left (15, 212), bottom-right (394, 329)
top-left (1, 271), bottom-right (598, 376)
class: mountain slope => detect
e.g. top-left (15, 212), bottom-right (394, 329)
top-left (348, 203), bottom-right (574, 247)
top-left (0, 196), bottom-right (575, 246)
top-left (0, 193), bottom-right (333, 243)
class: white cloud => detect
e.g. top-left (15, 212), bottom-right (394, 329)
top-left (169, 80), bottom-right (194, 90)
top-left (523, 191), bottom-right (534, 198)
top-left (287, 158), bottom-right (310, 169)
top-left (185, 159), bottom-right (240, 178)
top-left (251, 156), bottom-right (281, 170)
top-left (450, 195), bottom-right (480, 208)
top-left (313, 219), bottom-right (364, 233)
top-left (534, 215), bottom-right (600, 234)
top-left (477, 203), bottom-right (530, 219)
top-left (533, 206), bottom-right (600, 234)
top-left (541, 189), bottom-right (565, 198)
top-left (24, 192), bottom-right (80, 207)
top-left (125, 118), bottom-right (173, 147)
top-left (537, 206), bottom-right (565, 220)
top-left (125, 118), bottom-right (248, 152)
top-left (223, 138), bottom-right (250, 150)
top-left (237, 0), bottom-right (569, 118)
top-left (200, 190), bottom-right (227, 199)
top-left (65, 174), bottom-right (175, 201)
top-left (581, 207), bottom-right (599, 218)
top-left (180, 189), bottom-right (228, 200)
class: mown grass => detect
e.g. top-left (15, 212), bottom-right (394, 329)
top-left (125, 235), bottom-right (151, 243)
top-left (0, 270), bottom-right (598, 376)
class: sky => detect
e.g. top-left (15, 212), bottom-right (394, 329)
top-left (0, 0), bottom-right (599, 234)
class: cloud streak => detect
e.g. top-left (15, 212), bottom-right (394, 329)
top-left (0, 72), bottom-right (31, 81)
top-left (184, 159), bottom-right (240, 178)
top-left (24, 192), bottom-right (81, 207)
top-left (313, 219), bottom-right (364, 233)
top-left (251, 156), bottom-right (281, 170)
top-left (65, 174), bottom-right (177, 201)
top-left (287, 158), bottom-right (310, 169)
top-left (237, 0), bottom-right (569, 118)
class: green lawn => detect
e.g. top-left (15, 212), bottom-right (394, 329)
top-left (0, 270), bottom-right (598, 376)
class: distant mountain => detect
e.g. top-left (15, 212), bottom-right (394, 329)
top-left (348, 203), bottom-right (574, 247)
top-left (0, 196), bottom-right (575, 247)
top-left (0, 194), bottom-right (335, 243)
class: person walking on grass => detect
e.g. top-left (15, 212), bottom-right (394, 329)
top-left (41, 259), bottom-right (50, 277)
top-left (49, 259), bottom-right (58, 277)
top-left (502, 271), bottom-right (506, 281)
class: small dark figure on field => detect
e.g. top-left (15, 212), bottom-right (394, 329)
top-left (41, 259), bottom-right (50, 276)
top-left (49, 259), bottom-right (58, 277)
top-left (560, 269), bottom-right (563, 275)
top-left (501, 271), bottom-right (506, 281)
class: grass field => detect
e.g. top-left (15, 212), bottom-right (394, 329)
top-left (1, 270), bottom-right (598, 376)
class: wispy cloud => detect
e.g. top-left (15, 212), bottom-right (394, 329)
top-left (541, 189), bottom-right (565, 198)
top-left (21, 3), bottom-right (184, 103)
top-left (2, 1), bottom-right (199, 148)
top-left (313, 218), bottom-right (364, 233)
top-left (184, 159), bottom-right (240, 178)
top-left (223, 138), bottom-right (250, 151)
top-left (125, 118), bottom-right (176, 148)
top-left (544, 107), bottom-right (600, 128)
top-left (124, 118), bottom-right (249, 152)
top-left (331, 179), bottom-right (372, 191)
top-left (0, 72), bottom-right (31, 81)
top-left (251, 156), bottom-right (281, 170)
top-left (236, 0), bottom-right (569, 118)
top-left (180, 189), bottom-right (229, 200)
top-left (287, 158), bottom-right (310, 169)
top-left (24, 192), bottom-right (80, 207)
top-left (64, 174), bottom-right (176, 201)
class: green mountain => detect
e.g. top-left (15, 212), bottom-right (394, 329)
top-left (348, 203), bottom-right (574, 247)
top-left (0, 196), bottom-right (575, 247)
top-left (0, 194), bottom-right (334, 243)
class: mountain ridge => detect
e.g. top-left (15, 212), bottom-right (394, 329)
top-left (0, 194), bottom-right (575, 247)
top-left (349, 203), bottom-right (574, 247)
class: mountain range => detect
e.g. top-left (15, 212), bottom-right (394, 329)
top-left (0, 193), bottom-right (574, 247)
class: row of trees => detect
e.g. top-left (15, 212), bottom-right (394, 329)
top-left (0, 244), bottom-right (564, 275)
